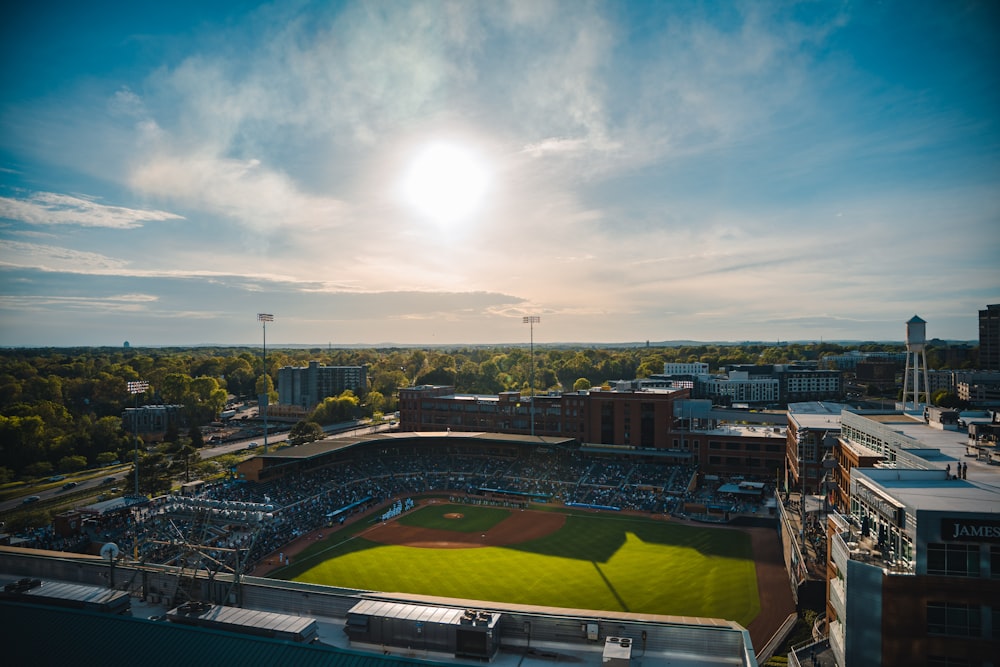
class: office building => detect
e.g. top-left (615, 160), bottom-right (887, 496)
top-left (980, 304), bottom-right (1000, 371)
top-left (825, 410), bottom-right (1000, 666)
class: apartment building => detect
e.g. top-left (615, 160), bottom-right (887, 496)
top-left (276, 361), bottom-right (367, 411)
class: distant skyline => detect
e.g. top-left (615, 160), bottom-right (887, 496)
top-left (1, 1), bottom-right (998, 347)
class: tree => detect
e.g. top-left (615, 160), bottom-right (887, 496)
top-left (127, 450), bottom-right (172, 496)
top-left (932, 390), bottom-right (964, 409)
top-left (172, 444), bottom-right (200, 483)
top-left (0, 414), bottom-right (46, 475)
top-left (188, 425), bottom-right (205, 448)
top-left (573, 377), bottom-right (592, 391)
top-left (57, 455), bottom-right (87, 472)
top-left (310, 391), bottom-right (360, 425)
top-left (23, 461), bottom-right (54, 478)
top-left (255, 373), bottom-right (277, 405)
top-left (95, 452), bottom-right (118, 466)
top-left (366, 390), bottom-right (386, 416)
top-left (289, 421), bottom-right (324, 445)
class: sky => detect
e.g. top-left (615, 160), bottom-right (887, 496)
top-left (1, 0), bottom-right (998, 348)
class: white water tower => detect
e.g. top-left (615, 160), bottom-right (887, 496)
top-left (901, 315), bottom-right (930, 412)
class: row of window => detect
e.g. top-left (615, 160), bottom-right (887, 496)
top-left (926, 543), bottom-right (1000, 579)
top-left (706, 440), bottom-right (784, 453)
top-left (926, 602), bottom-right (1000, 639)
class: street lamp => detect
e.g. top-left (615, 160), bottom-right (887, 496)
top-left (522, 316), bottom-right (540, 436)
top-left (258, 313), bottom-right (274, 452)
top-left (126, 380), bottom-right (148, 498)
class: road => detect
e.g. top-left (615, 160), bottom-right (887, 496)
top-left (2, 421), bottom-right (392, 515)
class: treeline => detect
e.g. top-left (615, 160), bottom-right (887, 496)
top-left (0, 342), bottom-right (907, 481)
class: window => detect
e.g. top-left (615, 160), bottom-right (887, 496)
top-left (927, 543), bottom-right (980, 577)
top-left (927, 602), bottom-right (981, 637)
top-left (992, 546), bottom-right (1000, 579)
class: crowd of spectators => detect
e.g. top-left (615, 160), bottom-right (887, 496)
top-left (18, 447), bottom-right (776, 574)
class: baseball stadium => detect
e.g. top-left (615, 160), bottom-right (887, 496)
top-left (0, 432), bottom-right (796, 666)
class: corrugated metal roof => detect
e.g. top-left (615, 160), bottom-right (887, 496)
top-left (348, 599), bottom-right (500, 629)
top-left (167, 602), bottom-right (318, 638)
top-left (0, 601), bottom-right (458, 667)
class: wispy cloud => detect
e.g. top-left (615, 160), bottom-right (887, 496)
top-left (0, 191), bottom-right (182, 229)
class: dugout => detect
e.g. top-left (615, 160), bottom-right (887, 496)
top-left (345, 599), bottom-right (501, 661)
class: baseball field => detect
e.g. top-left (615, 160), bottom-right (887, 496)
top-left (274, 501), bottom-right (763, 626)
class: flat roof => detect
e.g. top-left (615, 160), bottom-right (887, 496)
top-left (854, 470), bottom-right (1000, 514)
top-left (2, 579), bottom-right (130, 611)
top-left (692, 424), bottom-right (788, 439)
top-left (874, 414), bottom-right (1000, 488)
top-left (845, 410), bottom-right (1000, 512)
top-left (787, 402), bottom-right (848, 430)
top-left (349, 599), bottom-right (501, 629)
top-left (167, 602), bottom-right (318, 639)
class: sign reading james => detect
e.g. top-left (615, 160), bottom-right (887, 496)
top-left (941, 518), bottom-right (1000, 543)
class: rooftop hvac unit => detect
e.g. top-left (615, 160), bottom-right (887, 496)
top-left (603, 635), bottom-right (632, 666)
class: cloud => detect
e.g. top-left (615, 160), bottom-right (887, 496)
top-left (129, 152), bottom-right (348, 232)
top-left (0, 240), bottom-right (131, 272)
top-left (0, 191), bottom-right (182, 229)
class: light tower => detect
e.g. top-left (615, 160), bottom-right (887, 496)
top-left (126, 380), bottom-right (148, 498)
top-left (522, 315), bottom-right (540, 436)
top-left (901, 315), bottom-right (930, 412)
top-left (258, 313), bottom-right (274, 452)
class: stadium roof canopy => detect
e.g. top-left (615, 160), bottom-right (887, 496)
top-left (253, 432), bottom-right (577, 461)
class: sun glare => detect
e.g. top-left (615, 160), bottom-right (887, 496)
top-left (401, 142), bottom-right (489, 225)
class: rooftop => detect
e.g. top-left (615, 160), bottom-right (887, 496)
top-left (855, 469), bottom-right (1000, 515)
top-left (786, 402), bottom-right (849, 431)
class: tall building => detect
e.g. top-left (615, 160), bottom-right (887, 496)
top-left (277, 361), bottom-right (367, 411)
top-left (980, 304), bottom-right (1000, 371)
top-left (825, 410), bottom-right (1000, 666)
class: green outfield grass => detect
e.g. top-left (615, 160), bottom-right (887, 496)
top-left (278, 504), bottom-right (760, 625)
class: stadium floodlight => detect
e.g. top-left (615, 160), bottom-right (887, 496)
top-left (522, 316), bottom-right (540, 436)
top-left (127, 380), bottom-right (149, 499)
top-left (258, 314), bottom-right (274, 452)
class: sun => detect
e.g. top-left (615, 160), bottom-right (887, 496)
top-left (401, 142), bottom-right (489, 225)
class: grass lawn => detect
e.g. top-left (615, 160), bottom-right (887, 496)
top-left (279, 505), bottom-right (760, 625)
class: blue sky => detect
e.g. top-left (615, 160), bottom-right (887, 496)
top-left (1, 0), bottom-right (997, 347)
